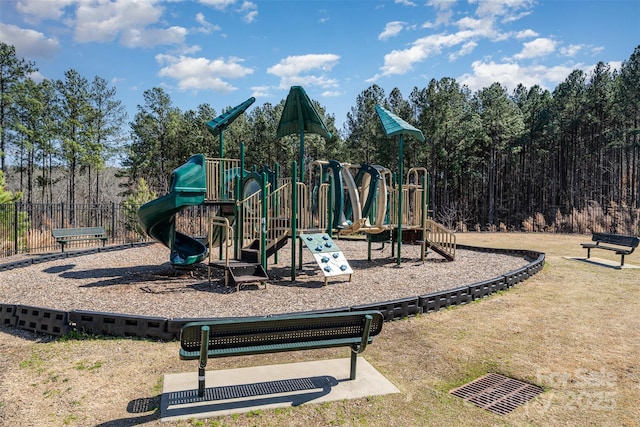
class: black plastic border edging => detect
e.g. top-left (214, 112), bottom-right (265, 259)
top-left (0, 242), bottom-right (153, 272)
top-left (0, 244), bottom-right (545, 340)
top-left (69, 309), bottom-right (175, 341)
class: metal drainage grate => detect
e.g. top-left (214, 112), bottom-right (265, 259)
top-left (450, 373), bottom-right (543, 415)
top-left (167, 376), bottom-right (334, 405)
top-left (127, 396), bottom-right (160, 413)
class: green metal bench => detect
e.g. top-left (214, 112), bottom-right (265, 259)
top-left (52, 226), bottom-right (108, 253)
top-left (179, 310), bottom-right (384, 397)
top-left (581, 232), bottom-right (640, 266)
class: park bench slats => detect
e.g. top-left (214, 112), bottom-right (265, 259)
top-left (52, 226), bottom-right (108, 252)
top-left (581, 232), bottom-right (639, 266)
top-left (180, 337), bottom-right (369, 359)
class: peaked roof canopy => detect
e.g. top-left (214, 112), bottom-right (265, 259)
top-left (276, 86), bottom-right (332, 140)
top-left (206, 97), bottom-right (256, 137)
top-left (375, 105), bottom-right (425, 142)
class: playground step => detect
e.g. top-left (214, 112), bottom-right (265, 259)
top-left (209, 260), bottom-right (269, 291)
top-left (240, 235), bottom-right (289, 263)
top-left (231, 273), bottom-right (268, 284)
top-left (240, 247), bottom-right (259, 263)
top-left (228, 263), bottom-right (269, 291)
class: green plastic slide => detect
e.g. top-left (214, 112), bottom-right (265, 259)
top-left (137, 154), bottom-right (207, 266)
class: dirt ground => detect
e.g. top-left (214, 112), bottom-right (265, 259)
top-left (0, 232), bottom-right (638, 427)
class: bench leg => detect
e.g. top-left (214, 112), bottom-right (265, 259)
top-left (198, 326), bottom-right (210, 398)
top-left (586, 248), bottom-right (591, 259)
top-left (621, 254), bottom-right (625, 267)
top-left (349, 314), bottom-right (373, 380)
top-left (350, 350), bottom-right (358, 381)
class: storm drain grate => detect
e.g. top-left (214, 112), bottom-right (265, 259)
top-left (167, 376), bottom-right (333, 405)
top-left (450, 373), bottom-right (543, 415)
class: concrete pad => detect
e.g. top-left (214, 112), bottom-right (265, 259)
top-left (160, 357), bottom-right (400, 421)
top-left (564, 256), bottom-right (639, 269)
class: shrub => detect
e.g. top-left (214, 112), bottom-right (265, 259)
top-left (0, 171), bottom-right (29, 255)
top-left (121, 178), bottom-right (157, 239)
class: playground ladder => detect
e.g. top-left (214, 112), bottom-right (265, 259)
top-left (207, 215), bottom-right (269, 290)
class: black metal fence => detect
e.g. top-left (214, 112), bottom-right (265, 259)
top-left (0, 202), bottom-right (218, 259)
top-left (1, 201), bottom-right (638, 260)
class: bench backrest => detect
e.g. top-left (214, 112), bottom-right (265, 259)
top-left (180, 311), bottom-right (384, 353)
top-left (52, 227), bottom-right (106, 238)
top-left (592, 233), bottom-right (640, 248)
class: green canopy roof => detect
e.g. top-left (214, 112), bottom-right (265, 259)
top-left (375, 105), bottom-right (425, 142)
top-left (276, 86), bottom-right (332, 140)
top-left (206, 97), bottom-right (256, 136)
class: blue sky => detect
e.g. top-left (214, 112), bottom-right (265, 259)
top-left (1, 0), bottom-right (639, 132)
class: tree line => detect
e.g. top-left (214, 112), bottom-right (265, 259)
top-left (1, 42), bottom-right (639, 230)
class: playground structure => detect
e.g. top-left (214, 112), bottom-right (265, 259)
top-left (138, 88), bottom-right (456, 289)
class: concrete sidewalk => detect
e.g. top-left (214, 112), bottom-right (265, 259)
top-left (161, 357), bottom-right (399, 421)
top-left (565, 256), bottom-right (639, 269)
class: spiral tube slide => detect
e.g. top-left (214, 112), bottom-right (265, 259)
top-left (137, 154), bottom-right (208, 266)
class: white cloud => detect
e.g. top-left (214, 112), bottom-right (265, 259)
top-left (449, 41), bottom-right (478, 61)
top-left (28, 70), bottom-right (46, 82)
top-left (243, 10), bottom-right (258, 23)
top-left (456, 16), bottom-right (484, 32)
top-left (195, 13), bottom-right (221, 34)
top-left (199, 0), bottom-right (258, 23)
top-left (280, 74), bottom-right (338, 89)
top-left (251, 85), bottom-right (271, 98)
top-left (322, 90), bottom-right (341, 97)
top-left (472, 0), bottom-right (534, 20)
top-left (379, 21), bottom-right (406, 41)
top-left (0, 23), bottom-right (60, 59)
top-left (239, 1), bottom-right (258, 23)
top-left (16, 0), bottom-right (75, 22)
top-left (427, 0), bottom-right (456, 25)
top-left (456, 16), bottom-right (500, 39)
top-left (179, 44), bottom-right (202, 55)
top-left (560, 44), bottom-right (583, 57)
top-left (516, 29), bottom-right (539, 39)
top-left (608, 61), bottom-right (622, 72)
top-left (72, 0), bottom-right (188, 48)
top-left (199, 0), bottom-right (237, 11)
top-left (372, 0), bottom-right (539, 81)
top-left (268, 54), bottom-right (340, 89)
top-left (395, 0), bottom-right (417, 6)
top-left (514, 37), bottom-right (557, 59)
top-left (373, 30), bottom-right (476, 78)
top-left (121, 26), bottom-right (187, 48)
top-left (13, 0), bottom-right (188, 50)
top-left (74, 0), bottom-right (164, 43)
top-left (156, 54), bottom-right (254, 93)
top-left (268, 54), bottom-right (339, 76)
top-left (459, 60), bottom-right (578, 91)
top-left (196, 13), bottom-right (207, 25)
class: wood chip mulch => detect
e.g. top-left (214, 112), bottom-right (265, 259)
top-left (0, 240), bottom-right (530, 319)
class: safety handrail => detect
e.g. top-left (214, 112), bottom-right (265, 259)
top-left (267, 183), bottom-right (292, 249)
top-left (207, 216), bottom-right (234, 283)
top-left (239, 186), bottom-right (264, 250)
top-left (425, 219), bottom-right (456, 260)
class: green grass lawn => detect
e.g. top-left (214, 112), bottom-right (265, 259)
top-left (1, 232), bottom-right (639, 426)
